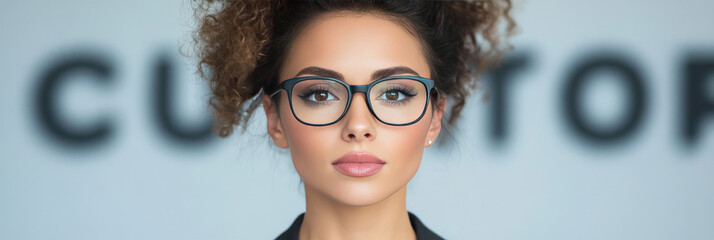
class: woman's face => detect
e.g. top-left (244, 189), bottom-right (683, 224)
top-left (262, 12), bottom-right (444, 206)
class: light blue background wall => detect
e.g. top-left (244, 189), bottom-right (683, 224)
top-left (2, 0), bottom-right (713, 239)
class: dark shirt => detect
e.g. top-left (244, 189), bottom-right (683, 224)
top-left (275, 212), bottom-right (444, 240)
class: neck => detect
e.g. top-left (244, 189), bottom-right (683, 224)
top-left (299, 184), bottom-right (416, 240)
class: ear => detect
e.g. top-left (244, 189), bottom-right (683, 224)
top-left (262, 94), bottom-right (289, 149)
top-left (425, 96), bottom-right (446, 148)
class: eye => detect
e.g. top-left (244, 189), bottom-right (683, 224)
top-left (306, 90), bottom-right (336, 102)
top-left (380, 90), bottom-right (405, 101)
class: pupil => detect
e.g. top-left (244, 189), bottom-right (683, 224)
top-left (386, 91), bottom-right (398, 101)
top-left (315, 91), bottom-right (328, 101)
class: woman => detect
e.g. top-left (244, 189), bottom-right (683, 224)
top-left (192, 0), bottom-right (516, 239)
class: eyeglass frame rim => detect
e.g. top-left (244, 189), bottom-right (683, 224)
top-left (268, 75), bottom-right (438, 126)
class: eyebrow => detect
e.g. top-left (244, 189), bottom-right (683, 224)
top-left (293, 66), bottom-right (421, 81)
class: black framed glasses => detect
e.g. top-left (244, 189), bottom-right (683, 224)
top-left (269, 75), bottom-right (437, 126)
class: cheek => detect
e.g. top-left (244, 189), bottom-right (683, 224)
top-left (278, 102), bottom-right (338, 175)
top-left (379, 114), bottom-right (432, 173)
top-left (287, 125), bottom-right (337, 162)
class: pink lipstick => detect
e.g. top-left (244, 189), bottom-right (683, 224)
top-left (332, 152), bottom-right (386, 177)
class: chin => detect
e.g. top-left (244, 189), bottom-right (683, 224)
top-left (327, 181), bottom-right (399, 207)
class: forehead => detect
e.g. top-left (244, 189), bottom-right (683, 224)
top-left (280, 12), bottom-right (430, 83)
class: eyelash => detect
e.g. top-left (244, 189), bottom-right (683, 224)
top-left (297, 86), bottom-right (338, 106)
top-left (376, 86), bottom-right (417, 105)
top-left (294, 82), bottom-right (418, 106)
top-left (385, 86), bottom-right (417, 96)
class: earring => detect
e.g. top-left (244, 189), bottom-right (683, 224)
top-left (427, 139), bottom-right (433, 145)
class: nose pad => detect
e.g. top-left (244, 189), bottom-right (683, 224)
top-left (341, 93), bottom-right (376, 142)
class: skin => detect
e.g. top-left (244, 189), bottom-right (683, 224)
top-left (261, 11), bottom-right (445, 240)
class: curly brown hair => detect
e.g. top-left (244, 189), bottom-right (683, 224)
top-left (191, 0), bottom-right (517, 138)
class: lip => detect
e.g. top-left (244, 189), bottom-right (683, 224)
top-left (332, 152), bottom-right (386, 177)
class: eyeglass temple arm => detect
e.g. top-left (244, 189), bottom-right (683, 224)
top-left (269, 89), bottom-right (281, 98)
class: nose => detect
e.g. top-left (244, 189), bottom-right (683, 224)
top-left (341, 93), bottom-right (377, 143)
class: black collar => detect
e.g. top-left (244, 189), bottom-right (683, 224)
top-left (275, 212), bottom-right (443, 240)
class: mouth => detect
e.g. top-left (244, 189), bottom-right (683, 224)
top-left (332, 152), bottom-right (386, 177)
